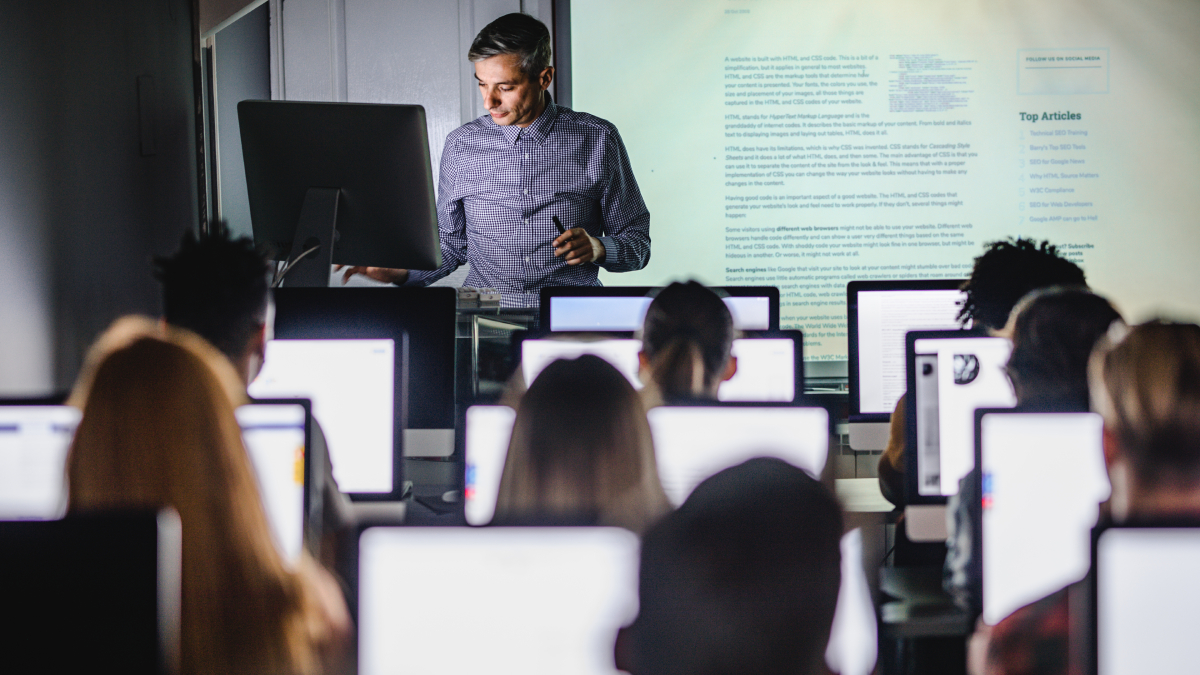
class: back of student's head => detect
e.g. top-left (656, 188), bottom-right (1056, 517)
top-left (640, 281), bottom-right (735, 400)
top-left (495, 354), bottom-right (669, 533)
top-left (67, 317), bottom-right (323, 675)
top-left (958, 238), bottom-right (1087, 332)
top-left (629, 458), bottom-right (842, 675)
top-left (1090, 321), bottom-right (1200, 491)
top-left (153, 230), bottom-right (271, 367)
top-left (1005, 287), bottom-right (1122, 412)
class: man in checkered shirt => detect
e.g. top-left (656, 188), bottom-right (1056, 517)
top-left (340, 13), bottom-right (650, 308)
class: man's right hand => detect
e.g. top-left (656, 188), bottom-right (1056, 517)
top-left (334, 266), bottom-right (409, 285)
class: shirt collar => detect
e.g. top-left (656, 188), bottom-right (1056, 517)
top-left (497, 93), bottom-right (558, 146)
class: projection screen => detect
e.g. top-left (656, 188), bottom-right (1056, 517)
top-left (566, 0), bottom-right (1200, 361)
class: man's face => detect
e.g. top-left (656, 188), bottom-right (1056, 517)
top-left (474, 53), bottom-right (552, 127)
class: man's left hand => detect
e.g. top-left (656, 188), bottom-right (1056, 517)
top-left (553, 227), bottom-right (605, 265)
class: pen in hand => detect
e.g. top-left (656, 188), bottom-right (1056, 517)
top-left (552, 215), bottom-right (567, 235)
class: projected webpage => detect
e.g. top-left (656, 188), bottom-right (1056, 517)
top-left (249, 339), bottom-right (394, 493)
top-left (647, 406), bottom-right (828, 506)
top-left (857, 289), bottom-right (965, 414)
top-left (573, 0), bottom-right (1200, 359)
top-left (980, 412), bottom-right (1108, 625)
top-left (522, 337), bottom-right (796, 402)
top-left (0, 406), bottom-right (80, 520)
top-left (549, 296), bottom-right (770, 331)
top-left (358, 527), bottom-right (640, 675)
top-left (237, 403), bottom-right (306, 564)
top-left (913, 336), bottom-right (1014, 495)
top-left (1097, 528), bottom-right (1200, 675)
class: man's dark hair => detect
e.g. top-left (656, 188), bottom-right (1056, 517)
top-left (153, 231), bottom-right (270, 364)
top-left (1006, 287), bottom-right (1122, 412)
top-left (957, 238), bottom-right (1086, 331)
top-left (468, 13), bottom-right (552, 79)
top-left (629, 458), bottom-right (843, 675)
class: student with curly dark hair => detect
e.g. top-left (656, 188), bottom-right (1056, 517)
top-left (878, 239), bottom-right (1087, 507)
top-left (956, 238), bottom-right (1088, 333)
top-left (154, 230), bottom-right (351, 569)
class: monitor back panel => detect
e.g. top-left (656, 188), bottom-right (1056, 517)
top-left (238, 100), bottom-right (440, 270)
top-left (358, 526), bottom-right (640, 675)
top-left (519, 331), bottom-right (803, 402)
top-left (0, 403), bottom-right (80, 521)
top-left (463, 405), bottom-right (517, 526)
top-left (1095, 526), bottom-right (1200, 675)
top-left (978, 411), bottom-right (1108, 625)
top-left (238, 400), bottom-right (311, 563)
top-left (0, 511), bottom-right (181, 674)
top-left (647, 404), bottom-right (829, 506)
top-left (540, 286), bottom-right (780, 331)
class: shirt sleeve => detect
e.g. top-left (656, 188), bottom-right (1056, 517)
top-left (594, 127), bottom-right (651, 273)
top-left (406, 137), bottom-right (469, 286)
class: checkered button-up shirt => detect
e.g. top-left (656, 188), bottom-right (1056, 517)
top-left (407, 98), bottom-right (651, 307)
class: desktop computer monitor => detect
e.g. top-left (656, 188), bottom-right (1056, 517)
top-left (539, 286), bottom-right (779, 331)
top-left (250, 337), bottom-right (400, 497)
top-left (646, 403), bottom-right (830, 506)
top-left (0, 510), bottom-right (182, 674)
top-left (976, 411), bottom-right (1108, 625)
top-left (271, 286), bottom-right (455, 446)
top-left (463, 405), bottom-right (518, 527)
top-left (465, 401), bottom-right (829, 522)
top-left (0, 401), bottom-right (80, 521)
top-left (518, 331), bottom-right (804, 402)
top-left (905, 330), bottom-right (1015, 504)
top-left (1094, 525), bottom-right (1200, 675)
top-left (358, 526), bottom-right (640, 675)
top-left (238, 100), bottom-right (441, 287)
top-left (846, 280), bottom-right (966, 450)
top-left (237, 400), bottom-right (311, 564)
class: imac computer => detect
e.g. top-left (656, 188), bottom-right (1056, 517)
top-left (517, 330), bottom-right (804, 402)
top-left (646, 403), bottom-right (830, 506)
top-left (846, 280), bottom-right (966, 451)
top-left (0, 510), bottom-right (182, 673)
top-left (464, 401), bottom-right (828, 523)
top-left (258, 286), bottom-right (457, 497)
top-left (0, 400), bottom-right (79, 521)
top-left (237, 399), bottom-right (312, 564)
top-left (1093, 524), bottom-right (1200, 675)
top-left (238, 100), bottom-right (442, 287)
top-left (358, 526), bottom-right (640, 675)
top-left (904, 330), bottom-right (1016, 504)
top-left (539, 286), bottom-right (780, 332)
top-left (976, 410), bottom-right (1108, 626)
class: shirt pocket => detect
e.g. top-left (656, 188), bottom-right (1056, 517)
top-left (549, 188), bottom-right (603, 234)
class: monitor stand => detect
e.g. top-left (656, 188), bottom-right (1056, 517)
top-left (848, 421), bottom-right (889, 451)
top-left (279, 187), bottom-right (340, 287)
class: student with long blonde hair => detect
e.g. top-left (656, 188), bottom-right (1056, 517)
top-left (494, 354), bottom-right (670, 534)
top-left (66, 317), bottom-right (349, 675)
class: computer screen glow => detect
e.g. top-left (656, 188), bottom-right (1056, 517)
top-left (249, 339), bottom-right (394, 493)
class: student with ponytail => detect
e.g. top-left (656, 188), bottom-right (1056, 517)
top-left (637, 281), bottom-right (738, 405)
